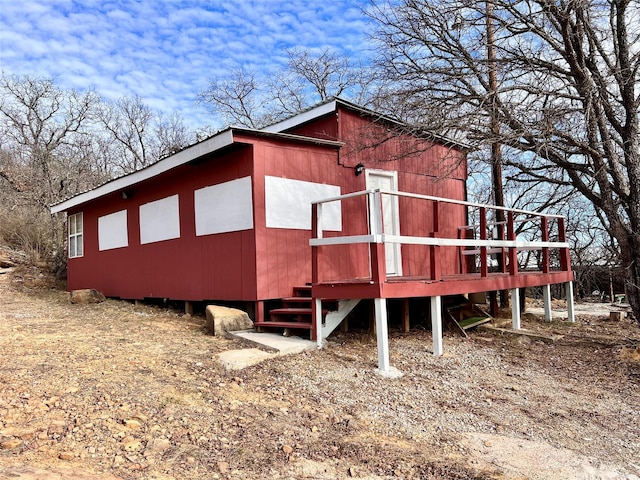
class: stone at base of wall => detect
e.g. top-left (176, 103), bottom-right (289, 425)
top-left (205, 305), bottom-right (254, 336)
top-left (70, 289), bottom-right (106, 304)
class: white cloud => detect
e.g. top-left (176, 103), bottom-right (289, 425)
top-left (0, 0), bottom-right (375, 130)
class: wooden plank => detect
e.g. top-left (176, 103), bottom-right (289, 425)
top-left (254, 321), bottom-right (312, 329)
top-left (314, 270), bottom-right (575, 300)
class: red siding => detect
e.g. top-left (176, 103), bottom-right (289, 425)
top-left (67, 105), bottom-right (469, 304)
top-left (279, 106), bottom-right (468, 281)
top-left (285, 113), bottom-right (339, 141)
top-left (245, 135), bottom-right (346, 299)
top-left (68, 146), bottom-right (257, 301)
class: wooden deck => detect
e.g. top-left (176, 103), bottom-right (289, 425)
top-left (313, 270), bottom-right (574, 300)
top-left (309, 189), bottom-right (575, 373)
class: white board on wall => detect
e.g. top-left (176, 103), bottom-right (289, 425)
top-left (139, 194), bottom-right (180, 244)
top-left (194, 176), bottom-right (254, 236)
top-left (265, 176), bottom-right (341, 231)
top-left (98, 209), bottom-right (128, 251)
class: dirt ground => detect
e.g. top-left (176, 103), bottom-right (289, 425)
top-left (1, 263), bottom-right (640, 479)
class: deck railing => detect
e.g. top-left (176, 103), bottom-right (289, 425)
top-left (310, 189), bottom-right (571, 285)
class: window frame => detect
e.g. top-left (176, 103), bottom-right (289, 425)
top-left (68, 212), bottom-right (84, 258)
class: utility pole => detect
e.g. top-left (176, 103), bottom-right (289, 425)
top-left (486, 1), bottom-right (509, 312)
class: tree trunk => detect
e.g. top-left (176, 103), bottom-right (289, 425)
top-left (620, 234), bottom-right (640, 322)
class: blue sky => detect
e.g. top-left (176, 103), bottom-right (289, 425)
top-left (0, 0), bottom-right (374, 129)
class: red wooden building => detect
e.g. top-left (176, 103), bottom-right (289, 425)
top-left (51, 98), bottom-right (574, 372)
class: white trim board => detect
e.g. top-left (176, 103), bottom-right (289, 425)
top-left (262, 100), bottom-right (337, 133)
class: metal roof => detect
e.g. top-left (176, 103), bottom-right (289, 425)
top-left (263, 97), bottom-right (471, 150)
top-left (50, 127), bottom-right (342, 214)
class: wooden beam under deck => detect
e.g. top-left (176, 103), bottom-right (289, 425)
top-left (313, 270), bottom-right (574, 301)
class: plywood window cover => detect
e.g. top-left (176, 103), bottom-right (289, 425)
top-left (98, 209), bottom-right (129, 251)
top-left (139, 194), bottom-right (181, 244)
top-left (265, 176), bottom-right (342, 231)
top-left (194, 176), bottom-right (254, 236)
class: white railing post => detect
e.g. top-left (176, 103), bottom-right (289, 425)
top-left (316, 202), bottom-right (323, 239)
top-left (371, 190), bottom-right (383, 236)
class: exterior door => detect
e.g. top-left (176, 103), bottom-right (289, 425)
top-left (366, 170), bottom-right (402, 276)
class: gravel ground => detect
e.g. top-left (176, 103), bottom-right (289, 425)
top-left (1, 263), bottom-right (639, 479)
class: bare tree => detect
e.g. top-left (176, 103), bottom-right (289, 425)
top-left (370, 0), bottom-right (640, 320)
top-left (198, 48), bottom-right (377, 128)
top-left (198, 68), bottom-right (264, 128)
top-left (155, 112), bottom-right (191, 159)
top-left (98, 95), bottom-right (193, 173)
top-left (284, 48), bottom-right (351, 101)
top-left (0, 74), bottom-right (99, 207)
top-left (97, 95), bottom-right (154, 172)
top-left (0, 74), bottom-right (102, 264)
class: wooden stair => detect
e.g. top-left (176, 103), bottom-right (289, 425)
top-left (254, 286), bottom-right (317, 337)
top-left (444, 298), bottom-right (492, 338)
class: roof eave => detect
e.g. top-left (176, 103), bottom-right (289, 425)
top-left (49, 127), bottom-right (344, 215)
top-left (263, 97), bottom-right (470, 151)
top-left (50, 129), bottom-right (235, 214)
top-left (261, 99), bottom-right (337, 133)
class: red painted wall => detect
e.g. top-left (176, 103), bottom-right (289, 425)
top-left (244, 134), bottom-right (346, 299)
top-left (282, 105), bottom-right (468, 282)
top-left (67, 107), bottom-right (468, 303)
top-left (68, 146), bottom-right (257, 301)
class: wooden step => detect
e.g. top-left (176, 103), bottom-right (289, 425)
top-left (255, 285), bottom-right (316, 338)
top-left (458, 316), bottom-right (491, 330)
top-left (254, 320), bottom-right (312, 329)
top-left (269, 307), bottom-right (313, 316)
top-left (281, 296), bottom-right (312, 306)
top-left (293, 285), bottom-right (312, 297)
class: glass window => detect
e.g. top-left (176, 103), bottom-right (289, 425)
top-left (68, 212), bottom-right (83, 258)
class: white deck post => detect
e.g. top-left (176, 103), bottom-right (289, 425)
top-left (314, 298), bottom-right (323, 347)
top-left (430, 295), bottom-right (443, 356)
top-left (511, 288), bottom-right (521, 330)
top-left (374, 298), bottom-right (390, 371)
top-left (543, 284), bottom-right (553, 322)
top-left (566, 281), bottom-right (575, 322)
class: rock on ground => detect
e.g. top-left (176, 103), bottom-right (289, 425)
top-left (69, 289), bottom-right (106, 304)
top-left (205, 305), bottom-right (253, 336)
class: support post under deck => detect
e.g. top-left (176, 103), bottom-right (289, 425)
top-left (566, 281), bottom-right (575, 322)
top-left (543, 284), bottom-right (552, 322)
top-left (314, 298), bottom-right (323, 347)
top-left (401, 299), bottom-right (410, 333)
top-left (430, 296), bottom-right (443, 356)
top-left (511, 288), bottom-right (521, 330)
top-left (374, 298), bottom-right (390, 371)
